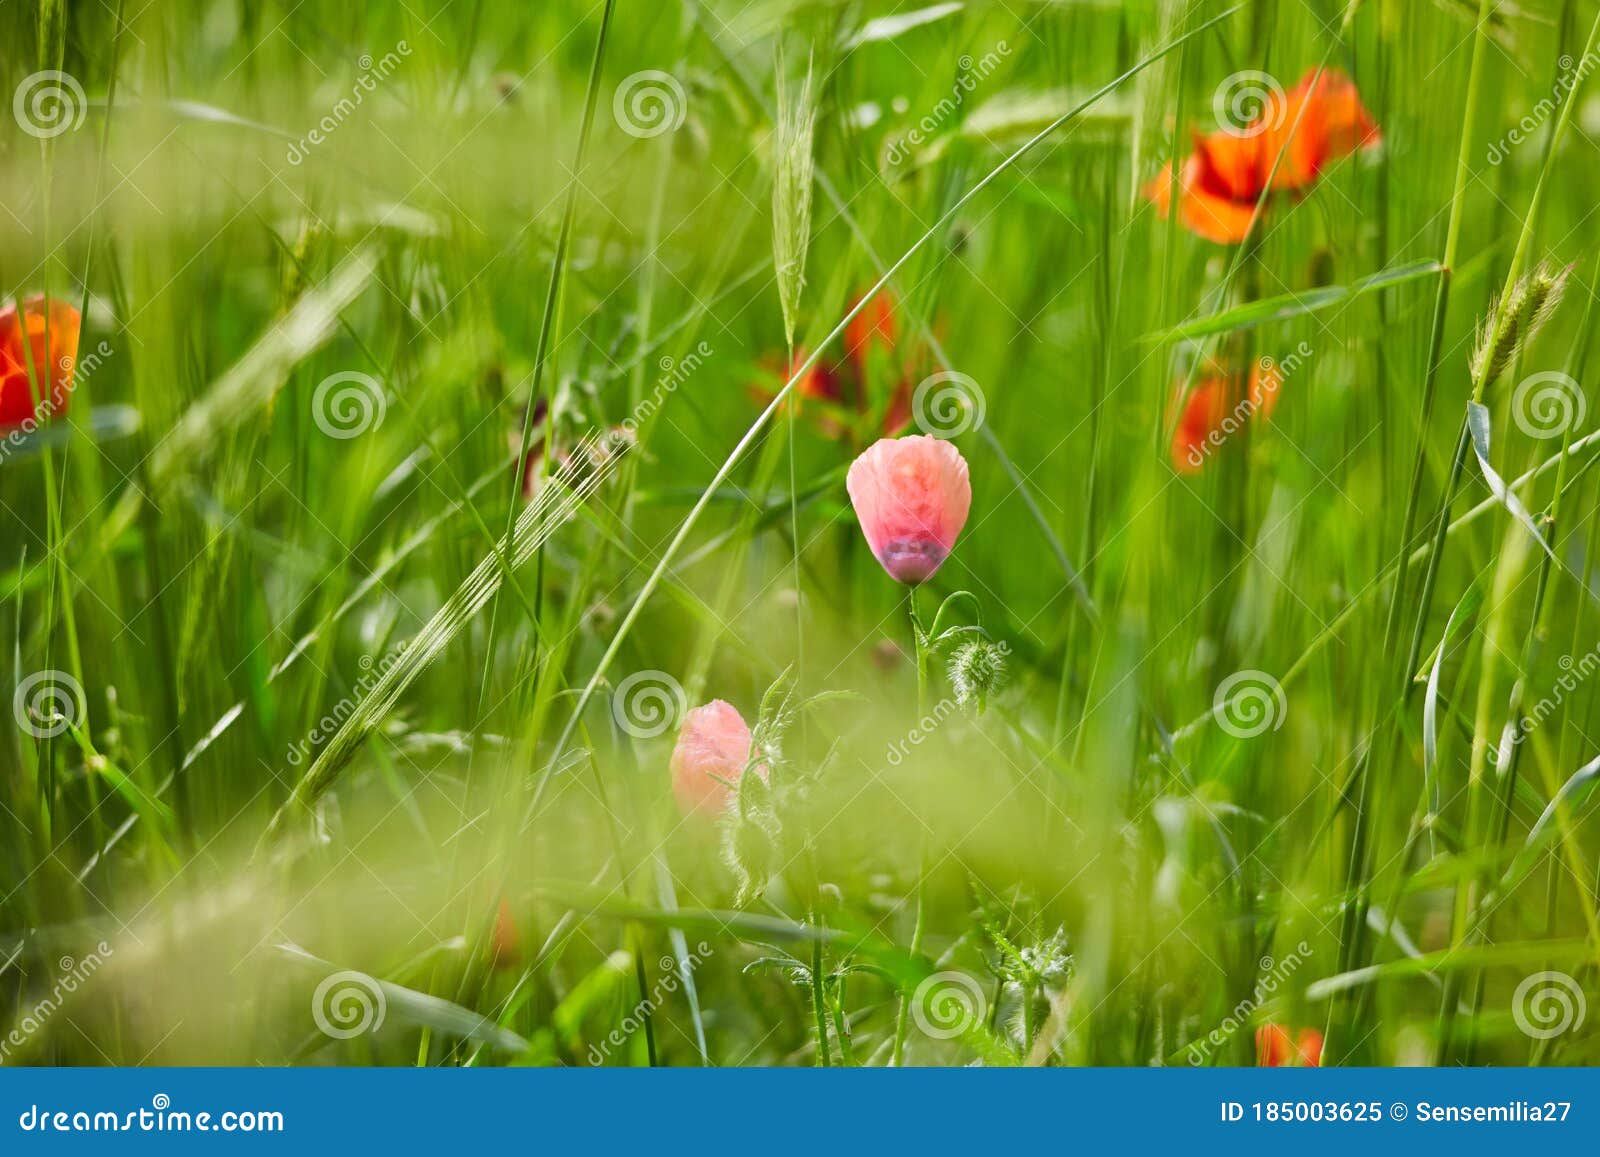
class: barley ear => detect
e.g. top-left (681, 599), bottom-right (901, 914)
top-left (772, 48), bottom-right (818, 351)
top-left (1469, 260), bottom-right (1572, 389)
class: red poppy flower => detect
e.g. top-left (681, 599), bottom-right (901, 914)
top-left (1170, 359), bottom-right (1284, 474)
top-left (1145, 69), bottom-right (1379, 244)
top-left (1256, 1024), bottom-right (1324, 1067)
top-left (0, 295), bottom-right (81, 429)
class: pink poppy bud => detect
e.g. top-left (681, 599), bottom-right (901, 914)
top-left (670, 700), bottom-right (763, 816)
top-left (845, 435), bottom-right (972, 584)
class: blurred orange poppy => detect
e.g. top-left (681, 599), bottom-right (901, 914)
top-left (844, 289), bottom-right (897, 378)
top-left (1145, 69), bottom-right (1379, 244)
top-left (1256, 1024), bottom-right (1324, 1067)
top-left (0, 295), bottom-right (81, 429)
top-left (490, 898), bottom-right (521, 969)
top-left (1170, 358), bottom-right (1283, 474)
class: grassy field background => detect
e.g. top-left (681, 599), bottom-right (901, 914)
top-left (3, 0), bottom-right (1600, 1067)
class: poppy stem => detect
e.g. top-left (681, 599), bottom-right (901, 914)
top-left (908, 584), bottom-right (927, 716)
top-left (892, 583), bottom-right (931, 1067)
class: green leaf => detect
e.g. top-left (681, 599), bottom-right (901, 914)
top-left (843, 2), bottom-right (964, 49)
top-left (1143, 260), bottom-right (1443, 344)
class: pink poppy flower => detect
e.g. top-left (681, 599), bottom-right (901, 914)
top-left (670, 700), bottom-right (765, 816)
top-left (846, 435), bottom-right (972, 584)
